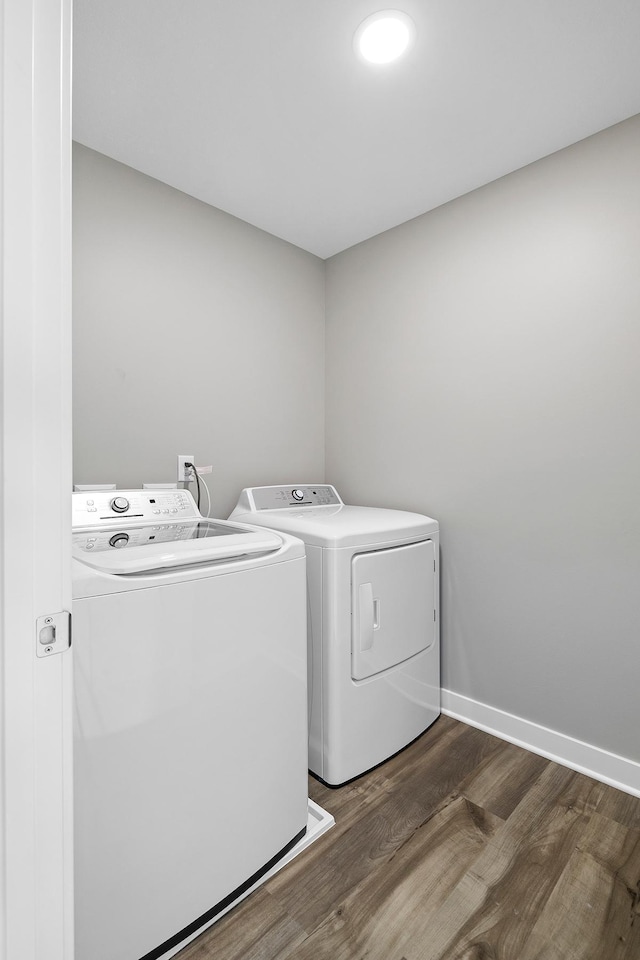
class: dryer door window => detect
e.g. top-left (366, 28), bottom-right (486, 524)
top-left (351, 539), bottom-right (435, 681)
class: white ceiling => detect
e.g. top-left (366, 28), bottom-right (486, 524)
top-left (73, 0), bottom-right (640, 259)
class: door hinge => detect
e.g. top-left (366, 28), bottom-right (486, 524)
top-left (36, 610), bottom-right (71, 658)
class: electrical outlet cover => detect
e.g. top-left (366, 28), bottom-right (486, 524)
top-left (177, 454), bottom-right (194, 483)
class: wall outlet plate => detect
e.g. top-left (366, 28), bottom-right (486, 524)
top-left (177, 454), bottom-right (194, 483)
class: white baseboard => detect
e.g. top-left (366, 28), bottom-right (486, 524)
top-left (441, 688), bottom-right (640, 799)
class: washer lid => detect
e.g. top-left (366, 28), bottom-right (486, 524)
top-left (72, 518), bottom-right (284, 574)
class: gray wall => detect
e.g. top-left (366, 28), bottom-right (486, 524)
top-left (325, 116), bottom-right (640, 762)
top-left (73, 144), bottom-right (325, 517)
top-left (74, 122), bottom-right (640, 764)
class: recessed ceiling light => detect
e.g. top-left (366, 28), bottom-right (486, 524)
top-left (354, 10), bottom-right (416, 65)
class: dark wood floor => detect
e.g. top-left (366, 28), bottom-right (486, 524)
top-left (177, 716), bottom-right (640, 960)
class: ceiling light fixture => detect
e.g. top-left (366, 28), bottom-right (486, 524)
top-left (354, 10), bottom-right (416, 64)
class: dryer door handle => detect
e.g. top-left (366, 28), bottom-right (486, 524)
top-left (358, 582), bottom-right (377, 652)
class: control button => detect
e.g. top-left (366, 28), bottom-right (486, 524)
top-left (291, 489), bottom-right (305, 501)
top-left (162, 509), bottom-right (169, 514)
top-left (108, 532), bottom-right (129, 548)
top-left (153, 509), bottom-right (160, 514)
top-left (86, 499), bottom-right (94, 506)
top-left (87, 507), bottom-right (97, 512)
top-left (110, 496), bottom-right (130, 514)
top-left (171, 508), bottom-right (177, 513)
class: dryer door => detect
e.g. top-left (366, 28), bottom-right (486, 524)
top-left (351, 540), bottom-right (435, 681)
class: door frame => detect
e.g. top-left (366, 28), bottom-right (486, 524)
top-left (0, 0), bottom-right (73, 957)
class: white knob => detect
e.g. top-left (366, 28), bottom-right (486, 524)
top-left (109, 532), bottom-right (129, 548)
top-left (292, 489), bottom-right (305, 501)
top-left (110, 496), bottom-right (130, 514)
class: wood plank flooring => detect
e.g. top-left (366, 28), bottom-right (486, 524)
top-left (176, 717), bottom-right (640, 960)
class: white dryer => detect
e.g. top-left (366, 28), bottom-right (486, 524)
top-left (230, 485), bottom-right (440, 786)
top-left (72, 489), bottom-right (308, 960)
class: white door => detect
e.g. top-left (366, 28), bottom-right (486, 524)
top-left (351, 540), bottom-right (435, 681)
top-left (0, 1), bottom-right (73, 958)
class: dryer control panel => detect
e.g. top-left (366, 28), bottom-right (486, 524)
top-left (249, 485), bottom-right (342, 511)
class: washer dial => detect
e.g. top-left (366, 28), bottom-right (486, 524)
top-left (291, 489), bottom-right (305, 501)
top-left (110, 496), bottom-right (130, 514)
top-left (109, 532), bottom-right (130, 548)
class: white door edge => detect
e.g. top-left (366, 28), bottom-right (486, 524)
top-left (0, 0), bottom-right (73, 958)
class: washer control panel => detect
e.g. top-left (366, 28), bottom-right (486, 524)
top-left (73, 518), bottom-right (246, 554)
top-left (72, 488), bottom-right (200, 527)
top-left (250, 485), bottom-right (342, 511)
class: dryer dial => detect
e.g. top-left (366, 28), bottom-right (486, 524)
top-left (110, 496), bottom-right (130, 514)
top-left (291, 489), bottom-right (305, 501)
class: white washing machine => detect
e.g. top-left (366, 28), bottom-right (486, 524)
top-left (230, 484), bottom-right (440, 786)
top-left (72, 489), bottom-right (308, 960)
